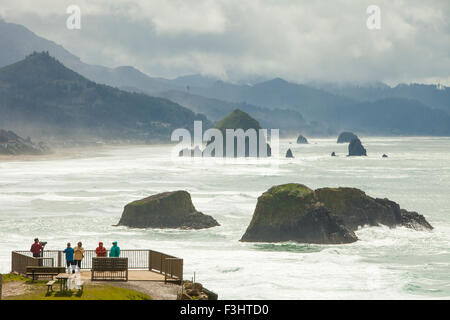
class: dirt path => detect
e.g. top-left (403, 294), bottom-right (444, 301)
top-left (2, 281), bottom-right (33, 298)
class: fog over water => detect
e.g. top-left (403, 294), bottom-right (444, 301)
top-left (1, 137), bottom-right (449, 299)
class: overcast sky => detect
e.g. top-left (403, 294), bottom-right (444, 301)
top-left (1, 0), bottom-right (449, 85)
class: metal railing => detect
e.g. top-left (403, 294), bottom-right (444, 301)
top-left (12, 249), bottom-right (183, 281)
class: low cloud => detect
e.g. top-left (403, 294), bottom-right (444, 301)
top-left (1, 0), bottom-right (449, 85)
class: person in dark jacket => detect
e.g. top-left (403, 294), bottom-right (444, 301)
top-left (109, 241), bottom-right (120, 257)
top-left (63, 243), bottom-right (75, 269)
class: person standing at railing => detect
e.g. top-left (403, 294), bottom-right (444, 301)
top-left (95, 242), bottom-right (107, 257)
top-left (63, 243), bottom-right (75, 273)
top-left (30, 238), bottom-right (43, 266)
top-left (109, 241), bottom-right (120, 257)
top-left (74, 242), bottom-right (85, 270)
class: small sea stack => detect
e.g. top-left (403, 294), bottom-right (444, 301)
top-left (348, 138), bottom-right (367, 156)
top-left (296, 134), bottom-right (308, 144)
top-left (337, 131), bottom-right (358, 143)
top-left (286, 149), bottom-right (294, 158)
top-left (117, 191), bottom-right (219, 229)
top-left (331, 152), bottom-right (336, 157)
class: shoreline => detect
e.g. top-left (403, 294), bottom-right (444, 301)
top-left (1, 136), bottom-right (448, 163)
top-left (0, 144), bottom-right (166, 163)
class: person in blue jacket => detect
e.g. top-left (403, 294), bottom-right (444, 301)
top-left (109, 241), bottom-right (120, 257)
top-left (63, 242), bottom-right (75, 269)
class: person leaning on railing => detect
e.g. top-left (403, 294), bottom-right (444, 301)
top-left (109, 241), bottom-right (120, 257)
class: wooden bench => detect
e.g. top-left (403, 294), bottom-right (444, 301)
top-left (91, 257), bottom-right (128, 281)
top-left (26, 266), bottom-right (66, 281)
top-left (46, 280), bottom-right (56, 293)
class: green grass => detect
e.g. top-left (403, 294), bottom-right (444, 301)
top-left (7, 284), bottom-right (151, 300)
top-left (2, 273), bottom-right (151, 300)
top-left (1, 273), bottom-right (46, 284)
top-left (2, 273), bottom-right (29, 283)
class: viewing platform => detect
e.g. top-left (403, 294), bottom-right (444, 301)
top-left (11, 249), bottom-right (183, 283)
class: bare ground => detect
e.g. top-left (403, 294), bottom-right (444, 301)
top-left (2, 281), bottom-right (33, 298)
top-left (101, 280), bottom-right (180, 300)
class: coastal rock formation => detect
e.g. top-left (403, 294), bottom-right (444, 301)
top-left (240, 184), bottom-right (358, 244)
top-left (241, 183), bottom-right (432, 244)
top-left (337, 131), bottom-right (358, 143)
top-left (331, 152), bottom-right (336, 157)
top-left (382, 154), bottom-right (388, 158)
top-left (286, 149), bottom-right (294, 158)
top-left (178, 281), bottom-right (218, 300)
top-left (117, 191), bottom-right (219, 229)
top-left (296, 134), bottom-right (308, 144)
top-left (348, 138), bottom-right (367, 156)
top-left (0, 129), bottom-right (50, 155)
top-left (205, 109), bottom-right (271, 157)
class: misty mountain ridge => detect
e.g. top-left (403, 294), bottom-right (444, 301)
top-left (310, 81), bottom-right (450, 113)
top-left (1, 18), bottom-right (449, 137)
top-left (0, 52), bottom-right (211, 141)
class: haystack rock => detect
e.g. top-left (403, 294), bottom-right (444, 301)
top-left (240, 183), bottom-right (432, 244)
top-left (118, 191), bottom-right (219, 229)
top-left (205, 109), bottom-right (271, 157)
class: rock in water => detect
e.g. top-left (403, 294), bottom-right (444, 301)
top-left (348, 138), bottom-right (367, 156)
top-left (241, 183), bottom-right (432, 244)
top-left (331, 152), bottom-right (336, 157)
top-left (296, 135), bottom-right (308, 144)
top-left (337, 131), bottom-right (358, 143)
top-left (205, 109), bottom-right (271, 157)
top-left (286, 149), bottom-right (294, 158)
top-left (240, 184), bottom-right (357, 244)
top-left (117, 191), bottom-right (220, 229)
top-left (382, 154), bottom-right (388, 158)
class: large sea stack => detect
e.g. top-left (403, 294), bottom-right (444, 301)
top-left (205, 109), bottom-right (271, 157)
top-left (241, 183), bottom-right (432, 244)
top-left (337, 132), bottom-right (358, 143)
top-left (117, 191), bottom-right (219, 229)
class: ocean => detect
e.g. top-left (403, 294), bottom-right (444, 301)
top-left (1, 137), bottom-right (449, 299)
